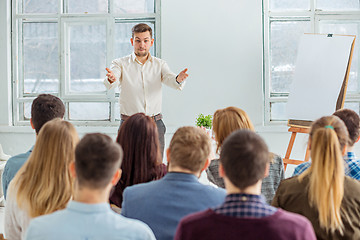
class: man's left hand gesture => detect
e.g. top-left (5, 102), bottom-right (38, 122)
top-left (176, 68), bottom-right (189, 83)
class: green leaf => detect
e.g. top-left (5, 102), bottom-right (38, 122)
top-left (195, 114), bottom-right (212, 128)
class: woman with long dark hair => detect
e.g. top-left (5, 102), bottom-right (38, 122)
top-left (110, 113), bottom-right (167, 207)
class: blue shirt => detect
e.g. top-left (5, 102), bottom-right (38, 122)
top-left (292, 152), bottom-right (360, 180)
top-left (2, 147), bottom-right (33, 199)
top-left (122, 172), bottom-right (226, 240)
top-left (25, 201), bottom-right (156, 240)
top-left (214, 193), bottom-right (277, 218)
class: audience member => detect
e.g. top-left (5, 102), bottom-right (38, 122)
top-left (121, 126), bottom-right (226, 240)
top-left (273, 116), bottom-right (360, 239)
top-left (206, 106), bottom-right (284, 203)
top-left (2, 94), bottom-right (65, 199)
top-left (109, 113), bottom-right (167, 208)
top-left (293, 108), bottom-right (360, 180)
top-left (175, 129), bottom-right (315, 240)
top-left (4, 119), bottom-right (78, 240)
top-left (25, 133), bottom-right (155, 240)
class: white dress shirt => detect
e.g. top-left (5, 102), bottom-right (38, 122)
top-left (104, 53), bottom-right (185, 116)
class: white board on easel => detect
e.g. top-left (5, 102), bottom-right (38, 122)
top-left (286, 33), bottom-right (356, 126)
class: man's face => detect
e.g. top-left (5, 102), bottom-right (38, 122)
top-left (131, 31), bottom-right (154, 57)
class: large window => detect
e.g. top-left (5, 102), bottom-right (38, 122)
top-left (264, 0), bottom-right (360, 124)
top-left (12, 0), bottom-right (160, 126)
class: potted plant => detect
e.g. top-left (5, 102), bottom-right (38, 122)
top-left (195, 114), bottom-right (212, 129)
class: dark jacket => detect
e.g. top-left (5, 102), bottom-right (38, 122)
top-left (272, 175), bottom-right (360, 240)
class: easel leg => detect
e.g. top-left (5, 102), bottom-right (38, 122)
top-left (284, 132), bottom-right (297, 170)
top-left (304, 142), bottom-right (310, 162)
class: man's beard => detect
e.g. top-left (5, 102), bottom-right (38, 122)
top-left (135, 50), bottom-right (148, 57)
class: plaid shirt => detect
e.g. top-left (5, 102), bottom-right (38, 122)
top-left (213, 193), bottom-right (277, 218)
top-left (292, 152), bottom-right (360, 180)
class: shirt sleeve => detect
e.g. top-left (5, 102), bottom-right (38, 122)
top-left (161, 61), bottom-right (185, 90)
top-left (121, 189), bottom-right (128, 217)
top-left (2, 163), bottom-right (9, 200)
top-left (103, 59), bottom-right (122, 90)
top-left (271, 181), bottom-right (283, 207)
top-left (4, 185), bottom-right (23, 240)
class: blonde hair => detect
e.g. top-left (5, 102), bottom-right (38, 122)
top-left (13, 118), bottom-right (79, 218)
top-left (299, 115), bottom-right (348, 234)
top-left (213, 107), bottom-right (254, 154)
top-left (169, 126), bottom-right (211, 172)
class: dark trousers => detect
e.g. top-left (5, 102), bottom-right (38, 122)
top-left (119, 119), bottom-right (166, 160)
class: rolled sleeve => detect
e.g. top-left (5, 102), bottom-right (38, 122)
top-left (104, 59), bottom-right (122, 90)
top-left (161, 61), bottom-right (184, 90)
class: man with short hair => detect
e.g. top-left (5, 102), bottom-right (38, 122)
top-left (104, 23), bottom-right (189, 157)
top-left (293, 108), bottom-right (360, 179)
top-left (175, 130), bottom-right (316, 240)
top-left (25, 133), bottom-right (156, 240)
top-left (2, 94), bottom-right (65, 199)
top-left (121, 126), bottom-right (226, 240)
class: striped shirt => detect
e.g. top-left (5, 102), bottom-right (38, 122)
top-left (292, 152), bottom-right (360, 180)
top-left (213, 193), bottom-right (277, 218)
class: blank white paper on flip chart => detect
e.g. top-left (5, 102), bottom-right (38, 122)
top-left (286, 34), bottom-right (354, 121)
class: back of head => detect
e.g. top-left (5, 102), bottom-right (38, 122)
top-left (15, 118), bottom-right (78, 217)
top-left (333, 108), bottom-right (360, 147)
top-left (75, 133), bottom-right (123, 189)
top-left (300, 115), bottom-right (348, 234)
top-left (116, 113), bottom-right (160, 188)
top-left (169, 126), bottom-right (211, 173)
top-left (220, 129), bottom-right (269, 190)
top-left (31, 94), bottom-right (65, 134)
top-left (132, 23), bottom-right (152, 38)
top-left (213, 106), bottom-right (254, 153)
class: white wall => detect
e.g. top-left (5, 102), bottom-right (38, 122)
top-left (3, 0), bottom-right (357, 176)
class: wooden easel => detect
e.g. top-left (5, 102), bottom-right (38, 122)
top-left (283, 127), bottom-right (310, 170)
top-left (284, 33), bottom-right (356, 170)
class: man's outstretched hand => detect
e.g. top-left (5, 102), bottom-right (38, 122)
top-left (177, 68), bottom-right (189, 83)
top-left (106, 68), bottom-right (116, 84)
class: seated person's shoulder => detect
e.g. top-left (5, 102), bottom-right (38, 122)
top-left (271, 209), bottom-right (315, 237)
top-left (344, 176), bottom-right (360, 195)
top-left (292, 162), bottom-right (311, 176)
top-left (275, 176), bottom-right (304, 195)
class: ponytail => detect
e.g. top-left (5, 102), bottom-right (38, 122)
top-left (299, 116), bottom-right (348, 234)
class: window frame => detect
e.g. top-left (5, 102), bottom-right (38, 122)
top-left (263, 0), bottom-right (360, 125)
top-left (12, 0), bottom-right (161, 126)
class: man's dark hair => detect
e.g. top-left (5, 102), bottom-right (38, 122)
top-left (220, 129), bottom-right (270, 190)
top-left (132, 23), bottom-right (153, 38)
top-left (333, 108), bottom-right (360, 147)
top-left (31, 94), bottom-right (65, 134)
top-left (75, 133), bottom-right (123, 189)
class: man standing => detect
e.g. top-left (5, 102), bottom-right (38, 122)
top-left (2, 94), bottom-right (65, 199)
top-left (175, 130), bottom-right (316, 240)
top-left (104, 23), bottom-right (188, 157)
top-left (121, 126), bottom-right (226, 240)
top-left (25, 133), bottom-right (156, 240)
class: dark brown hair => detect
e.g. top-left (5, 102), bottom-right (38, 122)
top-left (220, 129), bottom-right (269, 190)
top-left (31, 94), bottom-right (65, 134)
top-left (169, 126), bottom-right (211, 172)
top-left (110, 113), bottom-right (163, 207)
top-left (333, 108), bottom-right (360, 146)
top-left (75, 133), bottom-right (123, 189)
top-left (132, 23), bottom-right (153, 38)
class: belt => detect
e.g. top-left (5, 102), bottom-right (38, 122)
top-left (121, 113), bottom-right (163, 122)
